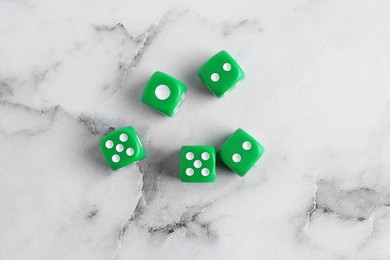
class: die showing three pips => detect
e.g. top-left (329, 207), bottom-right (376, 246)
top-left (100, 50), bottom-right (265, 182)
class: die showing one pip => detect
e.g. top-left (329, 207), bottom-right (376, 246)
top-left (218, 129), bottom-right (264, 176)
top-left (197, 50), bottom-right (245, 98)
top-left (141, 71), bottom-right (187, 117)
top-left (180, 146), bottom-right (216, 182)
top-left (100, 126), bottom-right (146, 171)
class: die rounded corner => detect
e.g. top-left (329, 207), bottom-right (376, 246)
top-left (258, 144), bottom-right (265, 155)
top-left (239, 68), bottom-right (246, 78)
top-left (181, 145), bottom-right (191, 151)
top-left (209, 146), bottom-right (217, 153)
top-left (180, 83), bottom-right (188, 93)
top-left (236, 171), bottom-right (248, 177)
top-left (124, 125), bottom-right (135, 131)
top-left (109, 165), bottom-right (120, 171)
top-left (140, 91), bottom-right (149, 103)
top-left (234, 128), bottom-right (245, 134)
top-left (196, 69), bottom-right (203, 77)
top-left (137, 153), bottom-right (147, 162)
top-left (217, 50), bottom-right (230, 57)
top-left (165, 111), bottom-right (175, 117)
top-left (151, 71), bottom-right (165, 78)
top-left (214, 91), bottom-right (224, 98)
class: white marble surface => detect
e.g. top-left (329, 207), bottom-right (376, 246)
top-left (1, 0), bottom-right (390, 259)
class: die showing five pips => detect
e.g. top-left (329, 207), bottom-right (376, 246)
top-left (180, 146), bottom-right (216, 182)
top-left (100, 126), bottom-right (146, 171)
top-left (100, 50), bottom-right (265, 181)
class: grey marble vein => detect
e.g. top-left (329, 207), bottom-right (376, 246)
top-left (308, 180), bottom-right (383, 221)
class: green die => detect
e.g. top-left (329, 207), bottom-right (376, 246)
top-left (218, 129), bottom-right (264, 176)
top-left (197, 50), bottom-right (245, 98)
top-left (100, 126), bottom-right (146, 171)
top-left (141, 71), bottom-right (187, 117)
top-left (180, 146), bottom-right (216, 182)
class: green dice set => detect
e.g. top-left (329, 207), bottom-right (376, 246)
top-left (100, 51), bottom-right (265, 182)
top-left (140, 50), bottom-right (245, 117)
top-left (180, 129), bottom-right (264, 182)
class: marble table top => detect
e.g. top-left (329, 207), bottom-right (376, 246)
top-left (1, 0), bottom-right (390, 259)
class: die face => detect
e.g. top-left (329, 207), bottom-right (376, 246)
top-left (197, 50), bottom-right (245, 98)
top-left (218, 129), bottom-right (264, 176)
top-left (141, 71), bottom-right (187, 117)
top-left (180, 146), bottom-right (216, 182)
top-left (100, 126), bottom-right (146, 171)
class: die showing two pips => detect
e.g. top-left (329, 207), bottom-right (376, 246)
top-left (198, 50), bottom-right (245, 98)
top-left (218, 128), bottom-right (265, 177)
top-left (100, 50), bottom-right (265, 180)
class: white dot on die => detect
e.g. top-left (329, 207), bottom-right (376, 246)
top-left (194, 160), bottom-right (202, 168)
top-left (186, 152), bottom-right (194, 160)
top-left (155, 84), bottom-right (171, 100)
top-left (116, 144), bottom-right (124, 152)
top-left (211, 73), bottom-right (220, 82)
top-left (223, 63), bottom-right (231, 71)
top-left (112, 154), bottom-right (120, 163)
top-left (119, 134), bottom-right (128, 142)
top-left (186, 168), bottom-right (194, 176)
top-left (126, 148), bottom-right (134, 156)
top-left (232, 153), bottom-right (241, 163)
top-left (201, 152), bottom-right (210, 161)
top-left (105, 140), bottom-right (114, 149)
top-left (242, 141), bottom-right (252, 150)
top-left (201, 168), bottom-right (210, 176)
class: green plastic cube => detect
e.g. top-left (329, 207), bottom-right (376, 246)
top-left (100, 126), bottom-right (146, 171)
top-left (218, 129), bottom-right (264, 176)
top-left (197, 50), bottom-right (245, 98)
top-left (141, 71), bottom-right (187, 117)
top-left (180, 146), bottom-right (216, 182)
